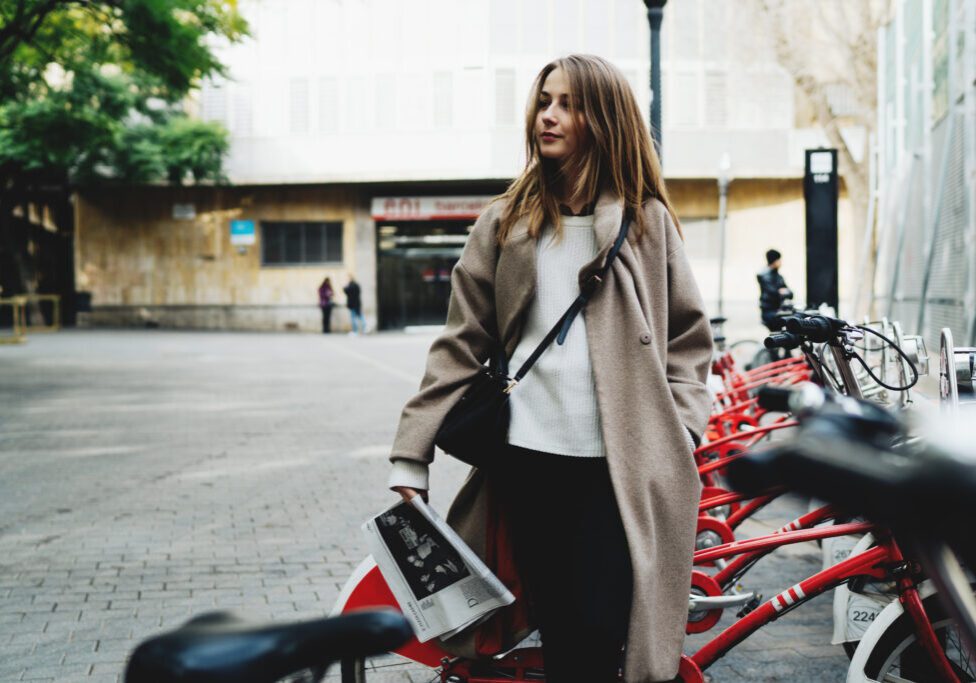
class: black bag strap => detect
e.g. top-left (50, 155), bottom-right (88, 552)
top-left (506, 215), bottom-right (631, 389)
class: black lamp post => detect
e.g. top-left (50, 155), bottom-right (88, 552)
top-left (643, 0), bottom-right (667, 161)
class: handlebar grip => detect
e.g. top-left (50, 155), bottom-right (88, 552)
top-left (729, 430), bottom-right (909, 522)
top-left (756, 386), bottom-right (794, 412)
top-left (725, 447), bottom-right (788, 498)
top-left (764, 331), bottom-right (802, 350)
top-left (785, 315), bottom-right (833, 343)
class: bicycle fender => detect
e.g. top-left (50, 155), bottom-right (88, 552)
top-left (845, 580), bottom-right (937, 683)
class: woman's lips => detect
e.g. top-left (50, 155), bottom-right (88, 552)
top-left (541, 133), bottom-right (561, 141)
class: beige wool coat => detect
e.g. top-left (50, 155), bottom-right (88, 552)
top-left (390, 188), bottom-right (713, 682)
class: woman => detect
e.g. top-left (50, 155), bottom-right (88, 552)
top-left (388, 54), bottom-right (712, 683)
top-left (318, 276), bottom-right (334, 333)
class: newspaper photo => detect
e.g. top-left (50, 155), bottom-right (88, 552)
top-left (362, 496), bottom-right (515, 642)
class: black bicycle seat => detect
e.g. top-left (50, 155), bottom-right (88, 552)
top-left (124, 609), bottom-right (412, 683)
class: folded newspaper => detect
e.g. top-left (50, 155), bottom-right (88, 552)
top-left (362, 496), bottom-right (515, 642)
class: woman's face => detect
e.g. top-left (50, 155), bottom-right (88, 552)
top-left (535, 67), bottom-right (587, 163)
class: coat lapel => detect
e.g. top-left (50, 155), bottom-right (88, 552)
top-left (577, 188), bottom-right (625, 287)
top-left (494, 214), bottom-right (536, 354)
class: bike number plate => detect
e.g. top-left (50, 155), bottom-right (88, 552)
top-left (845, 594), bottom-right (887, 641)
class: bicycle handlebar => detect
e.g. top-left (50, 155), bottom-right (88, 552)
top-left (784, 314), bottom-right (848, 344)
top-left (756, 385), bottom-right (794, 412)
top-left (727, 385), bottom-right (976, 543)
top-left (764, 331), bottom-right (803, 350)
top-left (125, 609), bottom-right (412, 683)
top-left (728, 431), bottom-right (976, 536)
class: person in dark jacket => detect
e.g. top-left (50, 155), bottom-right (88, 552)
top-left (757, 249), bottom-right (793, 332)
top-left (343, 273), bottom-right (366, 335)
top-left (318, 276), bottom-right (334, 333)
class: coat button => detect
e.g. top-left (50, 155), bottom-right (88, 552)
top-left (639, 333), bottom-right (652, 345)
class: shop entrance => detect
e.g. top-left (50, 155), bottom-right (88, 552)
top-left (376, 220), bottom-right (471, 330)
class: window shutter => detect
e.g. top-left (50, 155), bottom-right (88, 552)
top-left (495, 68), bottom-right (516, 126)
top-left (433, 71), bottom-right (453, 128)
top-left (318, 77), bottom-right (339, 133)
top-left (289, 78), bottom-right (309, 134)
top-left (704, 71), bottom-right (727, 127)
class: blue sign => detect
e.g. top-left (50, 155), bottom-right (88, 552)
top-left (230, 219), bottom-right (256, 245)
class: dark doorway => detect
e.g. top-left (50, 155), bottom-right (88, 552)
top-left (377, 220), bottom-right (471, 329)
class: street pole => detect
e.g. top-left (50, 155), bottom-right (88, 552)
top-left (644, 0), bottom-right (667, 161)
top-left (717, 153), bottom-right (731, 317)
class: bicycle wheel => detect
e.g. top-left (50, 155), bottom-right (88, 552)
top-left (729, 339), bottom-right (762, 369)
top-left (340, 657), bottom-right (365, 683)
top-left (861, 595), bottom-right (976, 681)
top-left (340, 654), bottom-right (435, 682)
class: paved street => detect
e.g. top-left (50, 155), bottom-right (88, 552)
top-left (1, 330), bottom-right (850, 682)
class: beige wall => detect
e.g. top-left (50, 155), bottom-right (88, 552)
top-left (75, 185), bottom-right (371, 331)
top-left (74, 179), bottom-right (857, 338)
top-left (670, 179), bottom-right (857, 343)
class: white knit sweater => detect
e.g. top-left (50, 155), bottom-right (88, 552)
top-left (387, 213), bottom-right (699, 491)
top-left (506, 215), bottom-right (604, 457)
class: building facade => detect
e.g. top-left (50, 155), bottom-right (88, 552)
top-left (870, 0), bottom-right (976, 348)
top-left (76, 0), bottom-right (859, 334)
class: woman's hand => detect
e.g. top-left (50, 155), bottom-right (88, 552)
top-left (392, 486), bottom-right (429, 504)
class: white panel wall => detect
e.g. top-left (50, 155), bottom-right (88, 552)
top-left (198, 0), bottom-right (811, 183)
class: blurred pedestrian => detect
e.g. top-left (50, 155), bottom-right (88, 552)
top-left (318, 276), bottom-right (334, 333)
top-left (344, 273), bottom-right (366, 335)
top-left (757, 248), bottom-right (793, 332)
top-left (387, 55), bottom-right (712, 683)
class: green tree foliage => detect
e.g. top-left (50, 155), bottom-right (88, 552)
top-left (0, 0), bottom-right (247, 187)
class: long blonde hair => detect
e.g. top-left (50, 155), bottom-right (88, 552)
top-left (495, 54), bottom-right (681, 245)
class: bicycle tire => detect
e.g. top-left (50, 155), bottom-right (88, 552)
top-left (859, 594), bottom-right (976, 681)
top-left (340, 657), bottom-right (366, 683)
top-left (728, 339), bottom-right (762, 368)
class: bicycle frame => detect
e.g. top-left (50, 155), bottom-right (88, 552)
top-left (701, 504), bottom-right (838, 588)
top-left (684, 528), bottom-right (963, 683)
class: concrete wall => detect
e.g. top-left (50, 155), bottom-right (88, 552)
top-left (74, 185), bottom-right (373, 332)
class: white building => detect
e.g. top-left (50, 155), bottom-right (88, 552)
top-left (79, 0), bottom-right (853, 335)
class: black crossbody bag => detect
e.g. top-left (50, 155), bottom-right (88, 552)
top-left (434, 215), bottom-right (631, 469)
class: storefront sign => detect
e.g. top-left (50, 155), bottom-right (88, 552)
top-left (230, 219), bottom-right (256, 245)
top-left (172, 203), bottom-right (196, 220)
top-left (371, 196), bottom-right (493, 221)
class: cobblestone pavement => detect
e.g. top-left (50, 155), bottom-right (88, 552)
top-left (1, 330), bottom-right (851, 682)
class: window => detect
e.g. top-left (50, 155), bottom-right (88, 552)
top-left (290, 78), bottom-right (309, 134)
top-left (376, 73), bottom-right (397, 129)
top-left (433, 71), bottom-right (453, 128)
top-left (201, 78), bottom-right (228, 125)
top-left (318, 77), bottom-right (339, 133)
top-left (704, 71), bottom-right (727, 127)
top-left (231, 84), bottom-right (252, 135)
top-left (670, 72), bottom-right (700, 128)
top-left (495, 68), bottom-right (516, 126)
top-left (261, 222), bottom-right (343, 265)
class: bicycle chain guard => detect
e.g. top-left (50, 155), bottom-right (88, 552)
top-left (694, 516), bottom-right (735, 568)
top-left (700, 486), bottom-right (742, 519)
top-left (687, 571), bottom-right (723, 634)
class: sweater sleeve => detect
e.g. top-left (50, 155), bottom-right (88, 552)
top-left (387, 204), bottom-right (501, 489)
top-left (664, 217), bottom-right (714, 447)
